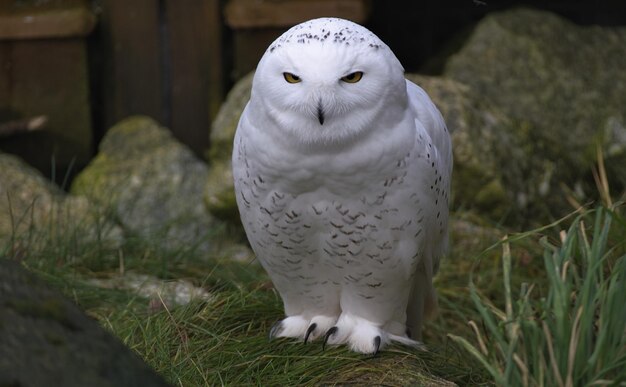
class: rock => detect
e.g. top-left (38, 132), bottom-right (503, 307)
top-left (87, 272), bottom-right (215, 311)
top-left (0, 259), bottom-right (171, 387)
top-left (406, 75), bottom-right (513, 220)
top-left (0, 152), bottom-right (122, 252)
top-left (205, 72), bottom-right (253, 222)
top-left (71, 116), bottom-right (215, 253)
top-left (444, 8), bottom-right (626, 224)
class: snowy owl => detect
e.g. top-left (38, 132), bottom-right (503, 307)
top-left (232, 17), bottom-right (452, 354)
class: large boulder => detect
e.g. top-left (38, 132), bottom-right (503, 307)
top-left (444, 8), bottom-right (626, 224)
top-left (0, 152), bottom-right (122, 252)
top-left (0, 259), bottom-right (171, 387)
top-left (71, 116), bottom-right (214, 252)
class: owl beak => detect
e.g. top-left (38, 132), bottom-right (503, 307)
top-left (317, 100), bottom-right (325, 125)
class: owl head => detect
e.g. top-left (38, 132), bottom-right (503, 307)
top-left (250, 18), bottom-right (407, 147)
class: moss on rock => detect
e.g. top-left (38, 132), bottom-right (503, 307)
top-left (71, 116), bottom-right (215, 252)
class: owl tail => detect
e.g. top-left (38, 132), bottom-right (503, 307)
top-left (406, 261), bottom-right (439, 340)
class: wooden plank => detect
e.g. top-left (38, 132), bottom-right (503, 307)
top-left (232, 29), bottom-right (283, 79)
top-left (205, 0), bottom-right (225, 126)
top-left (165, 0), bottom-right (223, 154)
top-left (0, 2), bottom-right (95, 40)
top-left (225, 0), bottom-right (370, 29)
top-left (0, 42), bottom-right (10, 107)
top-left (0, 39), bottom-right (92, 175)
top-left (99, 0), bottom-right (163, 130)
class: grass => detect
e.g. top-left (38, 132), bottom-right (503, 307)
top-left (15, 232), bottom-right (485, 386)
top-left (2, 192), bottom-right (625, 385)
top-left (450, 206), bottom-right (626, 386)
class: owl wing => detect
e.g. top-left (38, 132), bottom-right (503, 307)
top-left (405, 79), bottom-right (452, 335)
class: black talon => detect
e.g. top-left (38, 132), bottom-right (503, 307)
top-left (304, 323), bottom-right (317, 344)
top-left (373, 336), bottom-right (382, 357)
top-left (322, 326), bottom-right (338, 350)
top-left (406, 328), bottom-right (412, 338)
top-left (269, 320), bottom-right (283, 341)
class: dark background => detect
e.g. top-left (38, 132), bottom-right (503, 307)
top-left (1, 0), bottom-right (625, 184)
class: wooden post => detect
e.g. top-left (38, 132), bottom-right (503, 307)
top-left (165, 0), bottom-right (223, 155)
top-left (224, 0), bottom-right (370, 81)
top-left (98, 0), bottom-right (164, 130)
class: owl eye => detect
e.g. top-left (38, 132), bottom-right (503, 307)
top-left (340, 71), bottom-right (363, 83)
top-left (283, 72), bottom-right (301, 83)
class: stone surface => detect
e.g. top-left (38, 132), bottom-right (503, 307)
top-left (205, 72), bottom-right (253, 222)
top-left (71, 116), bottom-right (214, 252)
top-left (444, 8), bottom-right (626, 223)
top-left (87, 272), bottom-right (215, 311)
top-left (0, 259), bottom-right (171, 387)
top-left (0, 152), bottom-right (122, 251)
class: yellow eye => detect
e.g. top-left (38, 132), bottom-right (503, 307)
top-left (340, 71), bottom-right (363, 83)
top-left (283, 72), bottom-right (301, 83)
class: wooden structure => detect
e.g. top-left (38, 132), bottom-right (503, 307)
top-left (225, 0), bottom-right (370, 79)
top-left (0, 0), bottom-right (369, 177)
top-left (95, 0), bottom-right (223, 156)
top-left (0, 0), bottom-right (95, 178)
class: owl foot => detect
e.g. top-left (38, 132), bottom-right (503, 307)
top-left (322, 326), bottom-right (338, 350)
top-left (323, 314), bottom-right (420, 354)
top-left (270, 315), bottom-right (338, 342)
top-left (304, 323), bottom-right (317, 344)
top-left (322, 326), bottom-right (380, 355)
top-left (270, 315), bottom-right (308, 340)
top-left (305, 315), bottom-right (337, 342)
top-left (269, 320), bottom-right (284, 340)
top-left (373, 335), bottom-right (381, 356)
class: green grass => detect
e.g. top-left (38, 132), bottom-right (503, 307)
top-left (3, 201), bottom-right (625, 386)
top-left (450, 207), bottom-right (626, 386)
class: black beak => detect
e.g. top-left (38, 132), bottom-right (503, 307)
top-left (317, 101), bottom-right (325, 125)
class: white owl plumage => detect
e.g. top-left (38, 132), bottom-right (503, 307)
top-left (232, 17), bottom-right (452, 354)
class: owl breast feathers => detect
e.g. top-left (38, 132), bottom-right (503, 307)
top-left (232, 17), bottom-right (452, 354)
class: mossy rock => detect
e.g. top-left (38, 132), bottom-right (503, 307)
top-left (0, 152), bottom-right (122, 251)
top-left (71, 116), bottom-right (215, 252)
top-left (445, 8), bottom-right (626, 224)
